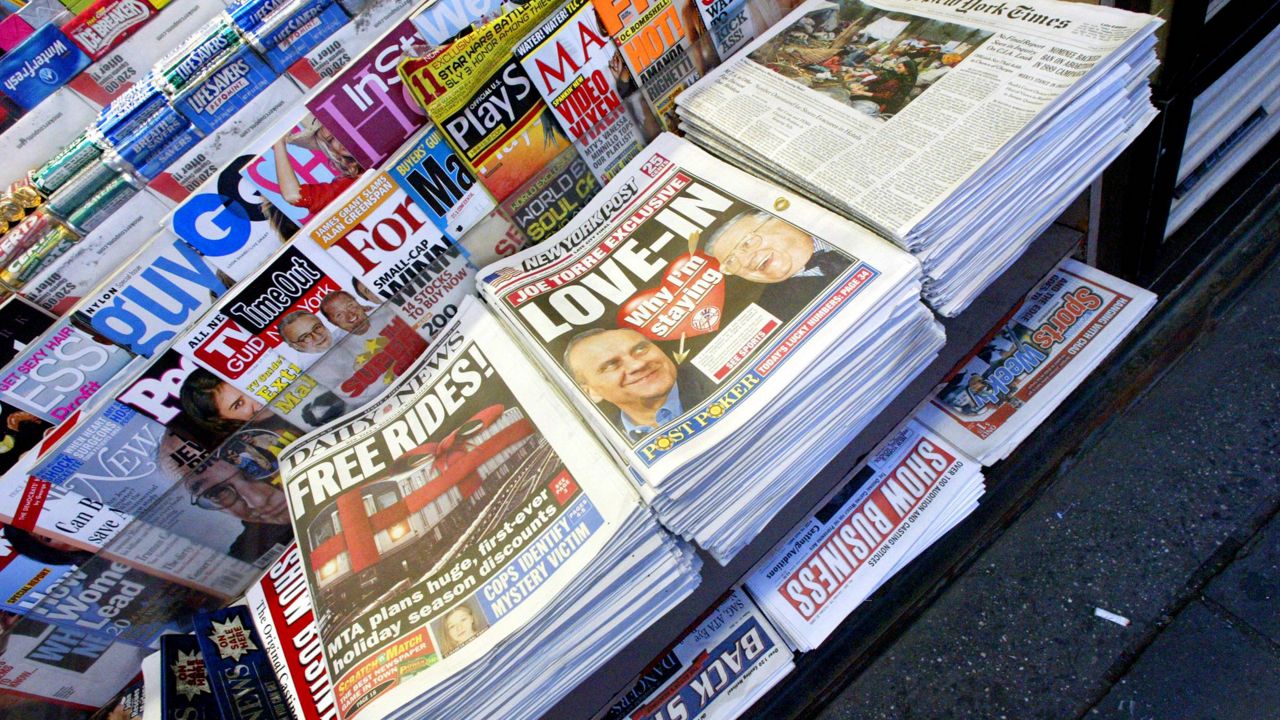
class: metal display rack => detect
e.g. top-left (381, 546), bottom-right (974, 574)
top-left (1097, 0), bottom-right (1280, 292)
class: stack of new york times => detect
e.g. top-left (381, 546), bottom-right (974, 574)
top-left (277, 299), bottom-right (700, 720)
top-left (917, 258), bottom-right (1155, 465)
top-left (745, 418), bottom-right (985, 650)
top-left (478, 133), bottom-right (944, 563)
top-left (676, 0), bottom-right (1162, 316)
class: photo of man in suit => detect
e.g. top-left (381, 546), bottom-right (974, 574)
top-left (563, 328), bottom-right (715, 440)
top-left (703, 209), bottom-right (852, 318)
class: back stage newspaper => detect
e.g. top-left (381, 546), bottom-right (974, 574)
top-left (479, 133), bottom-right (918, 482)
top-left (279, 300), bottom-right (638, 719)
top-left (678, 0), bottom-right (1159, 241)
top-left (594, 587), bottom-right (792, 720)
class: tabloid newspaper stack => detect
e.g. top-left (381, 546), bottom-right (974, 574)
top-left (277, 300), bottom-right (700, 720)
top-left (676, 0), bottom-right (1163, 315)
top-left (917, 258), bottom-right (1156, 465)
top-left (479, 133), bottom-right (945, 563)
top-left (745, 419), bottom-right (984, 650)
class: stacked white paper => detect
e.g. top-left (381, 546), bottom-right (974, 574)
top-left (479, 134), bottom-right (944, 563)
top-left (746, 419), bottom-right (985, 650)
top-left (385, 510), bottom-right (701, 720)
top-left (917, 258), bottom-right (1155, 465)
top-left (676, 0), bottom-right (1162, 316)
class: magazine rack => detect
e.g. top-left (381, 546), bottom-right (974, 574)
top-left (11, 0), bottom-right (1275, 715)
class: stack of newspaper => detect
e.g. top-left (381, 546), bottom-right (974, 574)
top-left (277, 301), bottom-right (700, 720)
top-left (917, 258), bottom-right (1156, 465)
top-left (478, 133), bottom-right (945, 562)
top-left (593, 587), bottom-right (795, 720)
top-left (675, 0), bottom-right (1162, 315)
top-left (745, 419), bottom-right (984, 650)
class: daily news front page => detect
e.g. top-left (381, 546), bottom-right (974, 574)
top-left (678, 0), bottom-right (1158, 242)
top-left (278, 300), bottom-right (640, 718)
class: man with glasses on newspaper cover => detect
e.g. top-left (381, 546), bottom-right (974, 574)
top-left (703, 210), bottom-right (851, 318)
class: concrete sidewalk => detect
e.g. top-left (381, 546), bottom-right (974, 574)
top-left (811, 219), bottom-right (1280, 718)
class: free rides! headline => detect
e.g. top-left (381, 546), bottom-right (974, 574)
top-left (288, 338), bottom-right (597, 680)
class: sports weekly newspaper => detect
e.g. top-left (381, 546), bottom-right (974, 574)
top-left (917, 258), bottom-right (1155, 463)
top-left (278, 301), bottom-right (639, 718)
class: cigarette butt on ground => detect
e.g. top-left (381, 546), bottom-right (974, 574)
top-left (1094, 607), bottom-right (1131, 626)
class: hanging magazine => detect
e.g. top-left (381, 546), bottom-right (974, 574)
top-left (515, 0), bottom-right (647, 183)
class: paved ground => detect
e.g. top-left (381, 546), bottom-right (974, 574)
top-left (816, 223), bottom-right (1280, 718)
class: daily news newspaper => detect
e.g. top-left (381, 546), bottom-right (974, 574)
top-left (478, 132), bottom-right (919, 485)
top-left (278, 300), bottom-right (638, 719)
top-left (678, 0), bottom-right (1159, 241)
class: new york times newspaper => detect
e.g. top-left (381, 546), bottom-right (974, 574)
top-left (679, 0), bottom-right (1158, 240)
top-left (479, 133), bottom-right (918, 480)
top-left (279, 301), bottom-right (636, 719)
